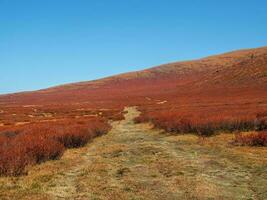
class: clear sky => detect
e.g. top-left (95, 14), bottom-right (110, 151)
top-left (0, 0), bottom-right (267, 94)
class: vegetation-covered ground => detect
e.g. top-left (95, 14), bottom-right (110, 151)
top-left (0, 107), bottom-right (266, 200)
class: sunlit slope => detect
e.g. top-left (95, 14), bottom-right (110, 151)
top-left (0, 46), bottom-right (266, 106)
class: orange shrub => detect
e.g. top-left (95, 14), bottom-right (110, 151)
top-left (0, 118), bottom-right (111, 176)
top-left (135, 108), bottom-right (267, 136)
top-left (0, 136), bottom-right (64, 176)
top-left (234, 131), bottom-right (267, 146)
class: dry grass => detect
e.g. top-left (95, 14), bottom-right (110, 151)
top-left (0, 107), bottom-right (266, 200)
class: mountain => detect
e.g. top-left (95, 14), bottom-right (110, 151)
top-left (0, 46), bottom-right (267, 107)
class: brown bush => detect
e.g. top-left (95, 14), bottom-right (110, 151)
top-left (0, 136), bottom-right (64, 176)
top-left (234, 131), bottom-right (267, 146)
top-left (0, 118), bottom-right (111, 176)
top-left (135, 109), bottom-right (267, 136)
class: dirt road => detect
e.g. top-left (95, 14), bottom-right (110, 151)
top-left (0, 107), bottom-right (266, 200)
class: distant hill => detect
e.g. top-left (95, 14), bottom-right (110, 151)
top-left (0, 46), bottom-right (266, 106)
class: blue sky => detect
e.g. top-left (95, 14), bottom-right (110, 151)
top-left (0, 0), bottom-right (267, 94)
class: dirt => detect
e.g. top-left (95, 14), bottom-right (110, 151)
top-left (0, 107), bottom-right (266, 200)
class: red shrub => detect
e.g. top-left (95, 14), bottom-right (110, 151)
top-left (0, 118), bottom-right (111, 176)
top-left (0, 136), bottom-right (64, 176)
top-left (15, 134), bottom-right (64, 163)
top-left (0, 146), bottom-right (29, 176)
top-left (135, 108), bottom-right (267, 136)
top-left (234, 131), bottom-right (267, 146)
top-left (50, 121), bottom-right (110, 148)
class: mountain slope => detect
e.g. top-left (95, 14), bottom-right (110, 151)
top-left (0, 46), bottom-right (267, 107)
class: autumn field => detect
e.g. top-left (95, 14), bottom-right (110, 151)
top-left (0, 47), bottom-right (267, 199)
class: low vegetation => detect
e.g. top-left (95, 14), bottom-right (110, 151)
top-left (234, 131), bottom-right (267, 146)
top-left (135, 107), bottom-right (267, 137)
top-left (0, 118), bottom-right (111, 176)
top-left (0, 47), bottom-right (266, 183)
top-left (0, 107), bottom-right (266, 199)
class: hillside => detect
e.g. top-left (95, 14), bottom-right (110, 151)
top-left (0, 46), bottom-right (267, 199)
top-left (0, 46), bottom-right (266, 107)
top-left (0, 46), bottom-right (266, 132)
